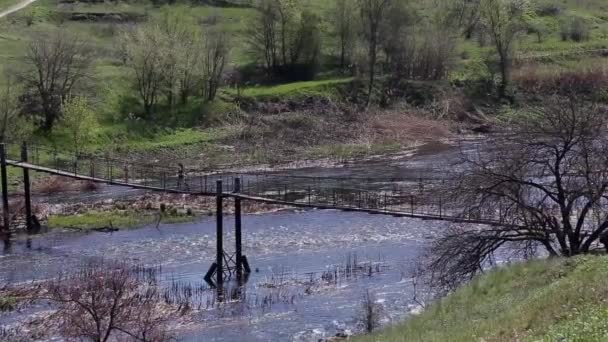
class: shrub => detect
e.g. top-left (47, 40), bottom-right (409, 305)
top-left (570, 17), bottom-right (591, 42)
top-left (43, 261), bottom-right (174, 341)
top-left (514, 67), bottom-right (608, 97)
top-left (561, 17), bottom-right (591, 42)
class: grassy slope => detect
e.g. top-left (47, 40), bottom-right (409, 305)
top-left (357, 255), bottom-right (608, 342)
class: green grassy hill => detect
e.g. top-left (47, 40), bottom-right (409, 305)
top-left (356, 255), bottom-right (608, 342)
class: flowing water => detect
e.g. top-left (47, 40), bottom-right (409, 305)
top-left (1, 211), bottom-right (447, 341)
top-left (0, 138), bottom-right (485, 341)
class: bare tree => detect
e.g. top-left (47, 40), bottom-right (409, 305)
top-left (122, 24), bottom-right (166, 118)
top-left (21, 30), bottom-right (94, 130)
top-left (244, 0), bottom-right (280, 76)
top-left (330, 0), bottom-right (357, 71)
top-left (429, 98), bottom-right (608, 291)
top-left (201, 28), bottom-right (230, 102)
top-left (44, 262), bottom-right (173, 342)
top-left (479, 0), bottom-right (529, 98)
top-left (448, 0), bottom-right (482, 39)
top-left (177, 29), bottom-right (201, 105)
top-left (358, 0), bottom-right (393, 106)
top-left (158, 10), bottom-right (194, 113)
top-left (245, 0), bottom-right (321, 81)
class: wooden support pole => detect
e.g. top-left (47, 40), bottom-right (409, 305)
top-left (216, 180), bottom-right (224, 295)
top-left (21, 143), bottom-right (33, 232)
top-left (0, 144), bottom-right (9, 233)
top-left (234, 178), bottom-right (243, 278)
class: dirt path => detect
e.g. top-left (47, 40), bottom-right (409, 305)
top-left (0, 0), bottom-right (36, 18)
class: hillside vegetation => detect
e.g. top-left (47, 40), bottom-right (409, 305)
top-left (356, 255), bottom-right (608, 342)
top-left (0, 0), bottom-right (606, 168)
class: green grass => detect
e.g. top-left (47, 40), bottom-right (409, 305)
top-left (230, 77), bottom-right (354, 98)
top-left (0, 167), bottom-right (47, 192)
top-left (120, 128), bottom-right (225, 151)
top-left (47, 209), bottom-right (196, 230)
top-left (356, 255), bottom-right (608, 342)
top-left (306, 142), bottom-right (402, 160)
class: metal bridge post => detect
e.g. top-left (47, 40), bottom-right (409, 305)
top-left (21, 143), bottom-right (33, 232)
top-left (0, 144), bottom-right (9, 233)
top-left (216, 180), bottom-right (224, 299)
top-left (234, 178), bottom-right (243, 278)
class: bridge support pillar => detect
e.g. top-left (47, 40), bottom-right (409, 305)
top-left (21, 143), bottom-right (33, 232)
top-left (216, 180), bottom-right (224, 299)
top-left (234, 178), bottom-right (251, 278)
top-left (0, 144), bottom-right (9, 233)
top-left (234, 178), bottom-right (243, 278)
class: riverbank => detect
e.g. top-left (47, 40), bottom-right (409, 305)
top-left (356, 255), bottom-right (608, 342)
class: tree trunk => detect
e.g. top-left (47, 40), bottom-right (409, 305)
top-left (366, 32), bottom-right (377, 107)
top-left (340, 37), bottom-right (346, 70)
top-left (498, 53), bottom-right (510, 99)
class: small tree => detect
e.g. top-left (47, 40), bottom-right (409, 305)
top-left (122, 24), bottom-right (166, 118)
top-left (479, 0), bottom-right (530, 98)
top-left (451, 0), bottom-right (482, 39)
top-left (61, 96), bottom-right (97, 154)
top-left (44, 262), bottom-right (173, 342)
top-left (329, 0), bottom-right (357, 71)
top-left (200, 28), bottom-right (230, 102)
top-left (245, 0), bottom-right (321, 81)
top-left (177, 29), bottom-right (201, 105)
top-left (244, 0), bottom-right (280, 76)
top-left (358, 0), bottom-right (393, 106)
top-left (21, 30), bottom-right (94, 130)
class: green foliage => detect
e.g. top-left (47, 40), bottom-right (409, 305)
top-left (561, 16), bottom-right (591, 42)
top-left (0, 74), bottom-right (33, 143)
top-left (59, 96), bottom-right (98, 153)
top-left (0, 296), bottom-right (16, 312)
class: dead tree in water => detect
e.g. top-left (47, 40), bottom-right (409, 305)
top-left (427, 97), bottom-right (608, 291)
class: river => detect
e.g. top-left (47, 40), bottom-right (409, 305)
top-left (0, 138), bottom-right (483, 341)
top-left (1, 211), bottom-right (447, 341)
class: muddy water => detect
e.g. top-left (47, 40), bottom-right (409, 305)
top-left (0, 138), bottom-right (484, 341)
